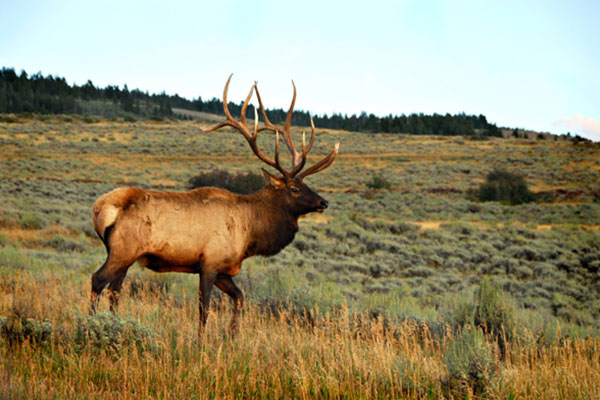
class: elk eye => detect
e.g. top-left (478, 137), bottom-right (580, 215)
top-left (290, 187), bottom-right (300, 193)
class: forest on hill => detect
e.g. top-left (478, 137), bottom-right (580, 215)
top-left (0, 67), bottom-right (502, 137)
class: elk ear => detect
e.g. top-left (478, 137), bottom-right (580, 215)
top-left (261, 168), bottom-right (286, 188)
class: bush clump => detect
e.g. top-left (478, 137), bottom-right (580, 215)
top-left (443, 328), bottom-right (496, 394)
top-left (0, 246), bottom-right (29, 269)
top-left (476, 168), bottom-right (536, 205)
top-left (366, 174), bottom-right (392, 190)
top-left (445, 280), bottom-right (517, 356)
top-left (75, 312), bottom-right (157, 353)
top-left (0, 313), bottom-right (53, 346)
top-left (42, 234), bottom-right (86, 252)
top-left (188, 169), bottom-right (265, 194)
top-left (18, 212), bottom-right (47, 230)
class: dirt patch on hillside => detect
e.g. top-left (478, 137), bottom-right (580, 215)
top-left (414, 221), bottom-right (443, 230)
top-left (302, 214), bottom-right (331, 224)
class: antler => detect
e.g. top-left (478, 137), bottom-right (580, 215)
top-left (254, 81), bottom-right (339, 179)
top-left (205, 74), bottom-right (339, 180)
top-left (297, 142), bottom-right (340, 179)
top-left (254, 82), bottom-right (315, 173)
top-left (204, 74), bottom-right (291, 179)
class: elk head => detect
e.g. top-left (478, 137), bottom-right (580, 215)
top-left (204, 74), bottom-right (339, 216)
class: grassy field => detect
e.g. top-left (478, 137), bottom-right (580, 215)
top-left (1, 114), bottom-right (600, 398)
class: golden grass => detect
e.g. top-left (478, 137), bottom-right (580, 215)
top-left (1, 269), bottom-right (600, 399)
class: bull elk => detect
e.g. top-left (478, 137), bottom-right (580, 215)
top-left (90, 74), bottom-right (339, 336)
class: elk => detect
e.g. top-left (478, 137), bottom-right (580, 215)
top-left (90, 74), bottom-right (339, 336)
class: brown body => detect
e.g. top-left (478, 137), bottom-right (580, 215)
top-left (93, 183), bottom-right (317, 277)
top-left (90, 75), bottom-right (339, 336)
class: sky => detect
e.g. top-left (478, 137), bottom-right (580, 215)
top-left (1, 0), bottom-right (599, 140)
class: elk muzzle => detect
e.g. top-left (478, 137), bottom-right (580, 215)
top-left (316, 198), bottom-right (328, 213)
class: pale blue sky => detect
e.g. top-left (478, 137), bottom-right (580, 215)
top-left (2, 0), bottom-right (599, 140)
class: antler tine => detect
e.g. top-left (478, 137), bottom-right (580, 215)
top-left (273, 130), bottom-right (288, 177)
top-left (222, 73), bottom-right (234, 122)
top-left (255, 81), bottom-right (306, 169)
top-left (306, 115), bottom-right (316, 153)
top-left (253, 107), bottom-right (289, 178)
top-left (204, 73), bottom-right (241, 134)
top-left (282, 80), bottom-right (302, 166)
top-left (253, 106), bottom-right (259, 136)
top-left (287, 132), bottom-right (305, 176)
top-left (297, 142), bottom-right (340, 180)
top-left (288, 114), bottom-right (317, 176)
top-left (284, 81), bottom-right (297, 136)
top-left (254, 84), bottom-right (279, 132)
top-left (240, 83), bottom-right (254, 127)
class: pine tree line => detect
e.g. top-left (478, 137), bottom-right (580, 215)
top-left (0, 68), bottom-right (173, 117)
top-left (1, 67), bottom-right (501, 137)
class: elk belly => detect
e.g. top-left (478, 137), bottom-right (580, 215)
top-left (137, 253), bottom-right (200, 274)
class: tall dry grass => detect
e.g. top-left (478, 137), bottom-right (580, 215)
top-left (1, 268), bottom-right (600, 399)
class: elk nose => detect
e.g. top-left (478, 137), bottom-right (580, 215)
top-left (319, 199), bottom-right (329, 209)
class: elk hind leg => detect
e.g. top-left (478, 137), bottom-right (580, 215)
top-left (215, 275), bottom-right (244, 335)
top-left (107, 269), bottom-right (129, 313)
top-left (90, 256), bottom-right (132, 314)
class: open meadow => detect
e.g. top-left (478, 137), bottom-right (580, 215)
top-left (1, 114), bottom-right (600, 398)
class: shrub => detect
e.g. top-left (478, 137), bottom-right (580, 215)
top-left (0, 115), bottom-right (18, 123)
top-left (0, 246), bottom-right (29, 269)
top-left (476, 168), bottom-right (536, 205)
top-left (0, 311), bottom-right (53, 346)
top-left (75, 312), bottom-right (157, 353)
top-left (445, 280), bottom-right (516, 356)
top-left (388, 221), bottom-right (419, 235)
top-left (0, 233), bottom-right (11, 247)
top-left (472, 280), bottom-right (516, 339)
top-left (18, 212), bottom-right (47, 230)
top-left (42, 234), bottom-right (86, 252)
top-left (443, 328), bottom-right (496, 394)
top-left (187, 169), bottom-right (264, 194)
top-left (366, 174), bottom-right (392, 190)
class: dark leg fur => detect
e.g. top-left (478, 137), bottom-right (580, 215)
top-left (215, 275), bottom-right (244, 335)
top-left (198, 270), bottom-right (217, 338)
top-left (90, 256), bottom-right (132, 314)
top-left (90, 225), bottom-right (116, 314)
top-left (107, 271), bottom-right (128, 312)
top-left (90, 259), bottom-right (110, 314)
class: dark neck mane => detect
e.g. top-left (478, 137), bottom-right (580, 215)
top-left (243, 187), bottom-right (299, 257)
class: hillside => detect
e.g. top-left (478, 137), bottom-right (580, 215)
top-left (1, 114), bottom-right (600, 398)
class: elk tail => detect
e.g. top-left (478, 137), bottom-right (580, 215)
top-left (92, 188), bottom-right (138, 253)
top-left (93, 203), bottom-right (120, 253)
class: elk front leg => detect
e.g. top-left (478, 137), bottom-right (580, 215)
top-left (198, 270), bottom-right (217, 338)
top-left (215, 274), bottom-right (244, 335)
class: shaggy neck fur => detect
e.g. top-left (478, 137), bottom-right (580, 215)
top-left (243, 186), bottom-right (299, 257)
